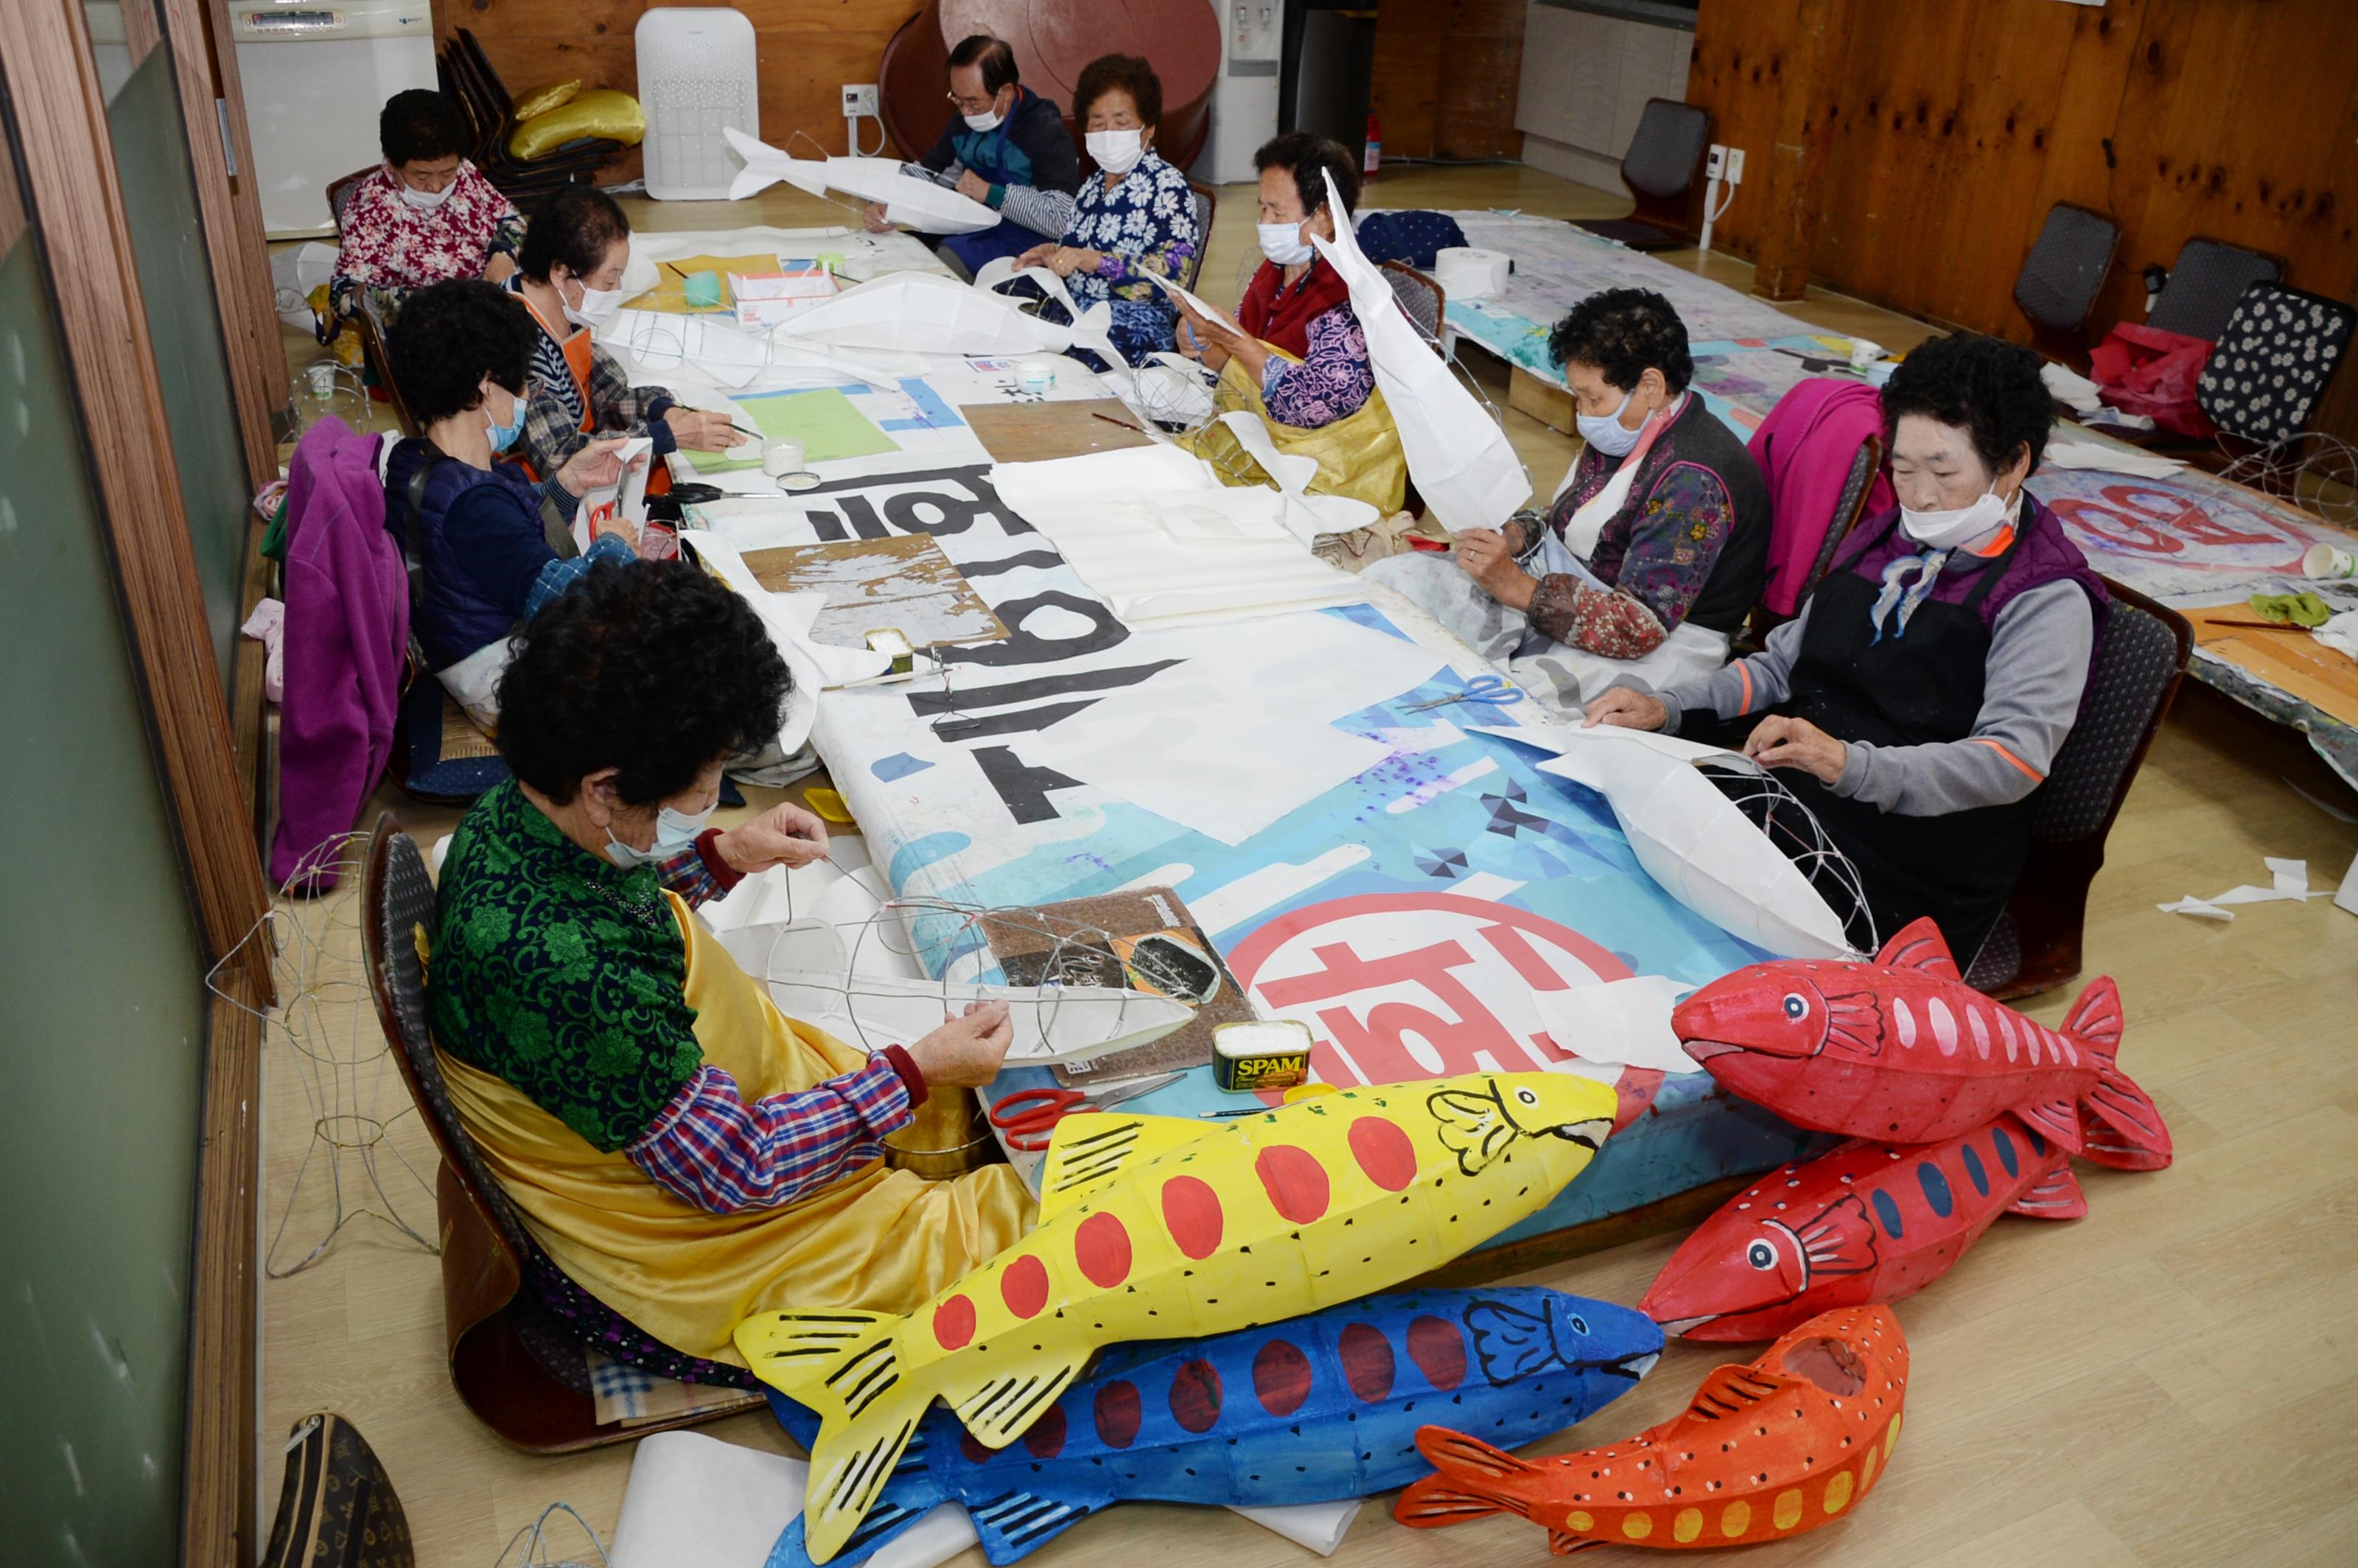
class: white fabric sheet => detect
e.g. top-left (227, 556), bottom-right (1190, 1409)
top-left (608, 1431), bottom-right (977, 1568)
top-left (1532, 975), bottom-right (1697, 1074)
top-left (780, 272), bottom-right (1073, 357)
top-left (2043, 436), bottom-right (2189, 478)
top-left (1309, 170), bottom-right (1530, 534)
top-left (723, 130), bottom-right (998, 233)
top-left (1479, 721), bottom-right (1862, 959)
top-left (1012, 615), bottom-right (1451, 845)
top-left (987, 444), bottom-right (1370, 626)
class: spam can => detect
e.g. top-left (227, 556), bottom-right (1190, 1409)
top-left (1211, 1019), bottom-right (1314, 1093)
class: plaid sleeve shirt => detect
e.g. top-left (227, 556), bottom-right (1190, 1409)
top-left (624, 1052), bottom-right (923, 1213)
top-left (629, 830), bottom-right (929, 1211)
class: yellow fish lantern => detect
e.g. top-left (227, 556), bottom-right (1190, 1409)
top-left (739, 1071), bottom-right (1619, 1564)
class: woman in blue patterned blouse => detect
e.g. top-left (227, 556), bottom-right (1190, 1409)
top-left (1015, 54), bottom-right (1200, 366)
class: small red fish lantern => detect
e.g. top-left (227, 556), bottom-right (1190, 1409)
top-left (1671, 918), bottom-right (2170, 1170)
top-left (1398, 1305), bottom-right (1907, 1552)
top-left (1641, 1113), bottom-right (2085, 1342)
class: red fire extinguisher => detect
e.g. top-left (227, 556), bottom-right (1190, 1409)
top-left (1363, 112), bottom-right (1382, 181)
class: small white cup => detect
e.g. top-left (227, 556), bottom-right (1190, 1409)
top-left (762, 438), bottom-right (806, 479)
top-left (1848, 338), bottom-right (1883, 371)
top-left (306, 362), bottom-right (337, 399)
top-left (1018, 358), bottom-right (1058, 395)
top-left (2303, 541), bottom-right (2357, 581)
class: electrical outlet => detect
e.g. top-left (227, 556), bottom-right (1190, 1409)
top-left (842, 83), bottom-right (879, 118)
top-left (1726, 147), bottom-right (1746, 184)
top-left (1705, 144), bottom-right (1727, 181)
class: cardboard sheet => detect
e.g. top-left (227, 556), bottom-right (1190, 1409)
top-left (2183, 603), bottom-right (2358, 728)
top-left (741, 534), bottom-right (1005, 650)
top-left (962, 398), bottom-right (1159, 463)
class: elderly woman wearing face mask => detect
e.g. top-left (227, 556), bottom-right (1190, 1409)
top-left (331, 89), bottom-right (523, 323)
top-left (1367, 287), bottom-right (1768, 712)
top-left (1586, 332), bottom-right (2107, 961)
top-left (1014, 53), bottom-right (1202, 366)
top-left (429, 559), bottom-right (1035, 1371)
top-left (1169, 132), bottom-right (1405, 513)
top-left (503, 185), bottom-right (744, 486)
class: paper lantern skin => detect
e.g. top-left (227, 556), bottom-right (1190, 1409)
top-left (737, 1072), bottom-right (1620, 1564)
top-left (1641, 1113), bottom-right (2084, 1343)
top-left (1399, 1305), bottom-right (1909, 1551)
top-left (761, 1287), bottom-right (1662, 1566)
top-left (1671, 917), bottom-right (2172, 1170)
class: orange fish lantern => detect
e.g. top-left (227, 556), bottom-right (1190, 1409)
top-left (1671, 917), bottom-right (2170, 1170)
top-left (1397, 1306), bottom-right (1907, 1553)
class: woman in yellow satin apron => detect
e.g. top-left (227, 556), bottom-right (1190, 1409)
top-left (1172, 132), bottom-right (1405, 514)
top-left (503, 184), bottom-right (746, 491)
top-left (428, 559), bottom-right (1032, 1369)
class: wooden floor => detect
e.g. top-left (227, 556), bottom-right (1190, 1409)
top-left (260, 164), bottom-right (2358, 1565)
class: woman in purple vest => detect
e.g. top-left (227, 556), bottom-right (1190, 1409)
top-left (1585, 332), bottom-right (2107, 961)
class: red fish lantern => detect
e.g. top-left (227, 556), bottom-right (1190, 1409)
top-left (1398, 1306), bottom-right (1907, 1552)
top-left (1671, 918), bottom-right (2170, 1170)
top-left (1641, 1113), bottom-right (2085, 1342)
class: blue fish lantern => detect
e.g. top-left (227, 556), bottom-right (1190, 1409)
top-left (763, 1287), bottom-right (1661, 1567)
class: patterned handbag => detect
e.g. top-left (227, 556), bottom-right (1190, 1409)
top-left (260, 1412), bottom-right (416, 1568)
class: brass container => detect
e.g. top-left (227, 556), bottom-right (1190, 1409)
top-left (883, 1084), bottom-right (999, 1178)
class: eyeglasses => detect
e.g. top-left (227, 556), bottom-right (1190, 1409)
top-left (945, 90), bottom-right (999, 113)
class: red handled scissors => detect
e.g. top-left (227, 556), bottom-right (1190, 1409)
top-left (987, 1071), bottom-right (1185, 1152)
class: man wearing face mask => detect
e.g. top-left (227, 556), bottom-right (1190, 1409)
top-left (430, 559), bottom-right (1033, 1369)
top-left (382, 279), bottom-right (644, 727)
top-left (330, 89), bottom-right (524, 323)
top-left (1171, 132), bottom-right (1405, 512)
top-left (1012, 53), bottom-right (1201, 365)
top-left (505, 186), bottom-right (745, 487)
top-left (1586, 332), bottom-right (2107, 959)
top-left (1367, 287), bottom-right (1768, 710)
top-left (871, 34), bottom-right (1082, 279)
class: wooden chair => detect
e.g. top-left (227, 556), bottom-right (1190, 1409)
top-left (1380, 259), bottom-right (1447, 354)
top-left (1963, 581), bottom-right (2191, 999)
top-left (1181, 181), bottom-right (1218, 292)
top-left (2012, 202), bottom-right (2119, 371)
top-left (351, 287), bottom-right (417, 438)
top-left (1575, 99), bottom-right (1710, 252)
top-left (360, 816), bottom-right (750, 1451)
top-left (323, 164), bottom-right (374, 239)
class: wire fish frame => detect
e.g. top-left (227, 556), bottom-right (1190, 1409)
top-left (2213, 430), bottom-right (2358, 526)
top-left (206, 831), bottom-right (439, 1276)
top-left (1693, 756), bottom-right (1881, 957)
top-left (738, 861), bottom-right (1197, 1063)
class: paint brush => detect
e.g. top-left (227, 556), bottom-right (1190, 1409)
top-left (1091, 410), bottom-right (1147, 435)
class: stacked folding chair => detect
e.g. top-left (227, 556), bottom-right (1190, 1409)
top-left (441, 29), bottom-right (618, 214)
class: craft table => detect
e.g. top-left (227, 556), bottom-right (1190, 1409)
top-left (1385, 208), bottom-right (2358, 790)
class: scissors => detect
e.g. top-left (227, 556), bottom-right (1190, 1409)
top-left (988, 1071), bottom-right (1184, 1152)
top-left (1406, 671), bottom-right (1522, 713)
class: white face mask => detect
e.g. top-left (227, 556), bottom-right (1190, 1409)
top-left (1900, 489), bottom-right (2012, 550)
top-left (961, 89), bottom-right (1006, 133)
top-left (561, 273), bottom-right (626, 330)
top-left (1575, 388), bottom-right (1643, 458)
top-left (1257, 219), bottom-right (1313, 267)
top-left (604, 799), bottom-right (715, 869)
top-left (399, 181), bottom-right (453, 212)
top-left (1087, 128), bottom-right (1145, 175)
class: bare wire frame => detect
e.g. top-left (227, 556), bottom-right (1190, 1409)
top-left (205, 831), bottom-right (439, 1277)
top-left (1694, 757), bottom-right (1881, 956)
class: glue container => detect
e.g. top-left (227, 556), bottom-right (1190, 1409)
top-left (1212, 1019), bottom-right (1314, 1093)
top-left (1018, 357), bottom-right (1059, 395)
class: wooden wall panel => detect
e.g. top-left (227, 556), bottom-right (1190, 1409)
top-left (1688, 0), bottom-right (2358, 367)
top-left (432, 0), bottom-right (923, 165)
top-left (1371, 0), bottom-right (1525, 164)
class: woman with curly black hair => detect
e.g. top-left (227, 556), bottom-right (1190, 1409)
top-left (428, 559), bottom-right (1032, 1369)
top-left (383, 277), bottom-right (643, 724)
top-left (1588, 332), bottom-right (2107, 959)
top-left (1368, 287), bottom-right (1768, 710)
